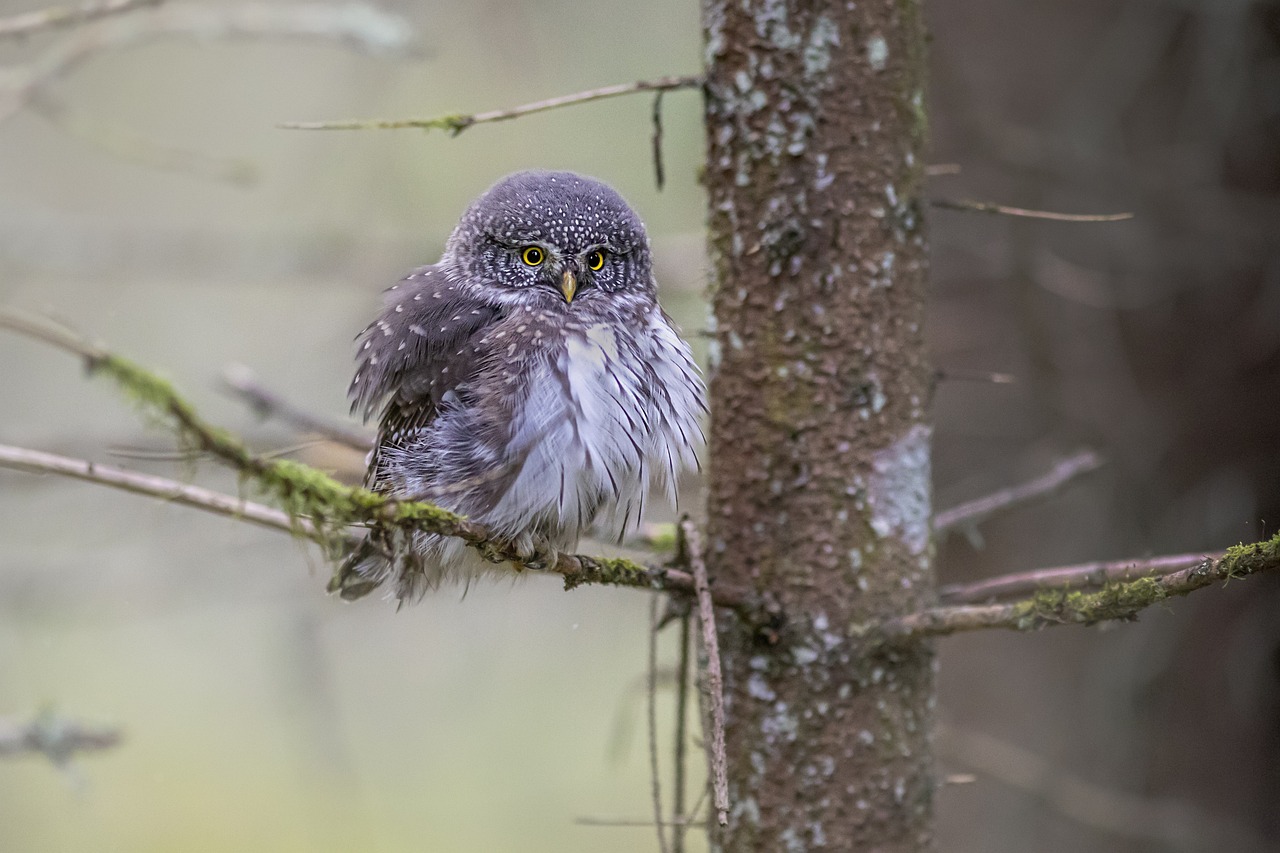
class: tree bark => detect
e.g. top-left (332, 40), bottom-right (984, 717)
top-left (701, 0), bottom-right (935, 850)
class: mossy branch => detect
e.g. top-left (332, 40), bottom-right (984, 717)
top-left (854, 532), bottom-right (1280, 644)
top-left (0, 308), bottom-right (759, 613)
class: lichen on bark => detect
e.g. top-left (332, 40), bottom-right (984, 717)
top-left (701, 0), bottom-right (935, 849)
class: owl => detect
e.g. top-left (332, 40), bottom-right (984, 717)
top-left (336, 171), bottom-right (706, 601)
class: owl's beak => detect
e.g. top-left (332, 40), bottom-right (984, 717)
top-left (560, 269), bottom-right (577, 304)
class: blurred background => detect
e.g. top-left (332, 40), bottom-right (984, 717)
top-left (0, 0), bottom-right (1277, 851)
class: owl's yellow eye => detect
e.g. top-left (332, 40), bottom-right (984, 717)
top-left (521, 246), bottom-right (544, 266)
top-left (586, 250), bottom-right (606, 271)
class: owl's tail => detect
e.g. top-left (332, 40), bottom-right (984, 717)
top-left (332, 530), bottom-right (462, 602)
top-left (330, 534), bottom-right (394, 601)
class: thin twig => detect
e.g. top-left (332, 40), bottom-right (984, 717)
top-left (930, 198), bottom-right (1134, 222)
top-left (648, 596), bottom-right (671, 853)
top-left (0, 713), bottom-right (121, 763)
top-left (1, 3), bottom-right (422, 124)
top-left (938, 552), bottom-right (1211, 604)
top-left (0, 0), bottom-right (161, 39)
top-left (861, 534), bottom-right (1280, 642)
top-left (671, 610), bottom-right (692, 853)
top-left (221, 363), bottom-right (372, 451)
top-left (280, 74), bottom-right (704, 132)
top-left (651, 89), bottom-right (666, 191)
top-left (0, 443), bottom-right (328, 542)
top-left (933, 450), bottom-right (1104, 535)
top-left (924, 163), bottom-right (961, 176)
top-left (574, 817), bottom-right (706, 828)
top-left (681, 519), bottom-right (729, 828)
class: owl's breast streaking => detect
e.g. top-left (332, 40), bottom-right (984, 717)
top-left (390, 299), bottom-right (701, 549)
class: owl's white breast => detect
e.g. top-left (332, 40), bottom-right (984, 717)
top-left (484, 313), bottom-right (701, 545)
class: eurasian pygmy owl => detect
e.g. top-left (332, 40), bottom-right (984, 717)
top-left (337, 171), bottom-right (706, 601)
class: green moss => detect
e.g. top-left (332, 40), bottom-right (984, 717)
top-left (1222, 531), bottom-right (1280, 578)
top-left (562, 556), bottom-right (658, 591)
top-left (1013, 576), bottom-right (1169, 629)
top-left (86, 348), bottom-right (471, 547)
top-left (78, 339), bottom-right (673, 596)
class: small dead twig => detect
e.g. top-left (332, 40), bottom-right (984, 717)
top-left (574, 816), bottom-right (706, 829)
top-left (651, 89), bottom-right (667, 191)
top-left (671, 610), bottom-right (692, 853)
top-left (930, 198), bottom-right (1134, 222)
top-left (221, 363), bottom-right (372, 451)
top-left (280, 74), bottom-right (704, 132)
top-left (648, 596), bottom-right (671, 853)
top-left (0, 0), bottom-right (161, 39)
top-left (0, 712), bottom-right (121, 764)
top-left (933, 450), bottom-right (1104, 536)
top-left (0, 443), bottom-right (329, 542)
top-left (938, 552), bottom-right (1210, 604)
top-left (681, 519), bottom-right (729, 828)
top-left (861, 534), bottom-right (1280, 642)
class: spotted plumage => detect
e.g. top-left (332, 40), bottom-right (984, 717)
top-left (338, 171), bottom-right (706, 601)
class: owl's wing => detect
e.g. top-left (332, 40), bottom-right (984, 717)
top-left (349, 265), bottom-right (503, 487)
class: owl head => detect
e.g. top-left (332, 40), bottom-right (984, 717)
top-left (441, 171), bottom-right (655, 308)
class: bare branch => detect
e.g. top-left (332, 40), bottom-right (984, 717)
top-left (859, 535), bottom-right (1280, 642)
top-left (0, 0), bottom-right (161, 39)
top-left (938, 552), bottom-right (1209, 604)
top-left (280, 74), bottom-right (704, 132)
top-left (1, 3), bottom-right (422, 123)
top-left (574, 817), bottom-right (705, 829)
top-left (0, 713), bottom-right (121, 764)
top-left (0, 443), bottom-right (328, 542)
top-left (651, 89), bottom-right (667, 191)
top-left (933, 450), bottom-right (1104, 535)
top-left (671, 611), bottom-right (692, 853)
top-left (648, 596), bottom-right (671, 853)
top-left (930, 198), bottom-right (1134, 222)
top-left (681, 520), bottom-right (729, 828)
top-left (221, 363), bottom-right (372, 451)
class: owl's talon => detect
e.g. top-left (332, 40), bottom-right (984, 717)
top-left (519, 549), bottom-right (559, 572)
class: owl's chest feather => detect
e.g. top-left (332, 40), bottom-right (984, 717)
top-left (484, 320), bottom-right (661, 539)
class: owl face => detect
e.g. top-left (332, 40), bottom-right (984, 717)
top-left (442, 171), bottom-right (655, 307)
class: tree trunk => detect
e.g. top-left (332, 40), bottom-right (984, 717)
top-left (701, 0), bottom-right (935, 850)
